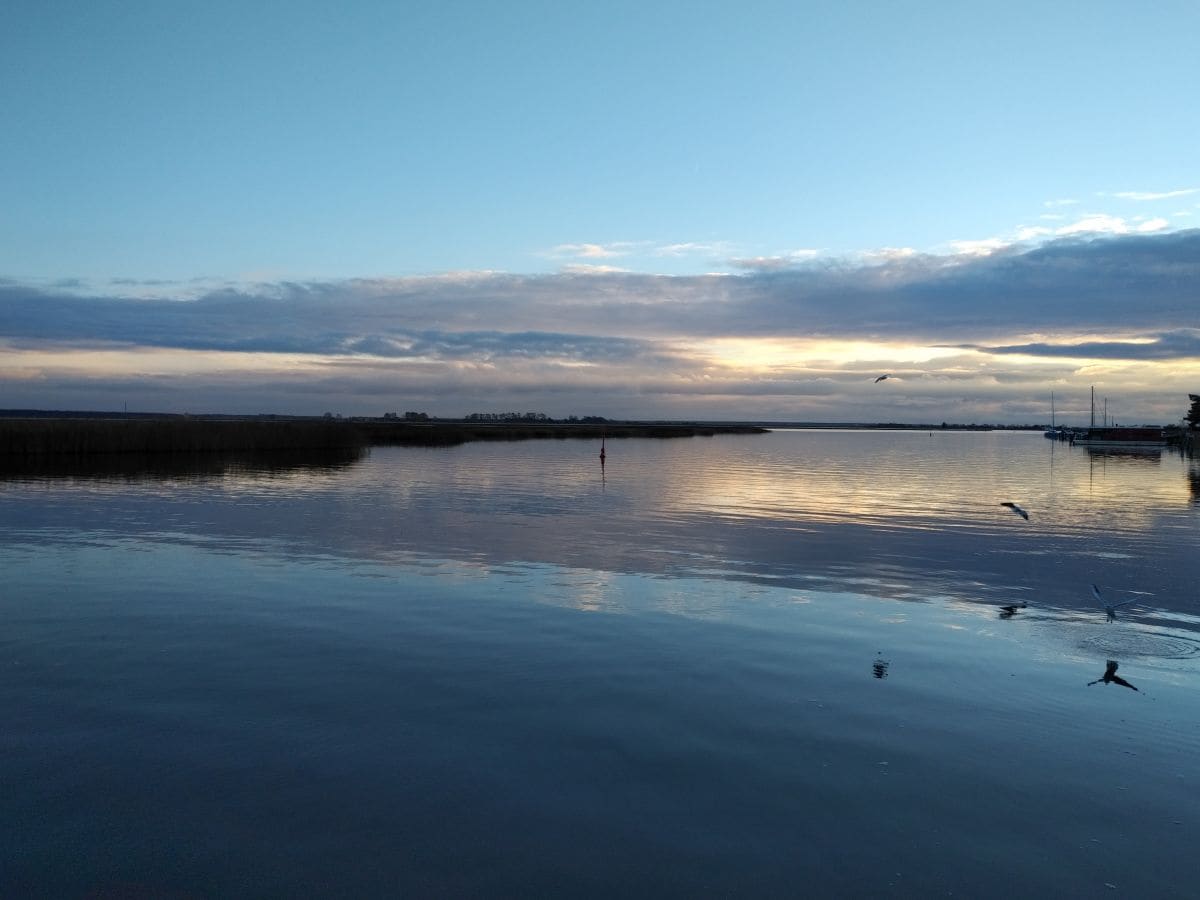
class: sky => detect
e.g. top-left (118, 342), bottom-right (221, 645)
top-left (2, 0), bottom-right (1198, 423)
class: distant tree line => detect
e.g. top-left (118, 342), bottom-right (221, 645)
top-left (465, 411), bottom-right (551, 422)
top-left (463, 412), bottom-right (608, 424)
top-left (1187, 394), bottom-right (1200, 430)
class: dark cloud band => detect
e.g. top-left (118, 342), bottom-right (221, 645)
top-left (3, 230), bottom-right (1198, 360)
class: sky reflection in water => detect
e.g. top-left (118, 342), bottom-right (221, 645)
top-left (2, 430), bottom-right (1198, 896)
top-left (9, 429), bottom-right (1193, 613)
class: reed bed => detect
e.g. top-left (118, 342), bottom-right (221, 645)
top-left (0, 416), bottom-right (767, 460)
top-left (0, 418), bottom-right (363, 456)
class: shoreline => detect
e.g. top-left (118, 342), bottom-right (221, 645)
top-left (9, 408), bottom-right (1182, 459)
top-left (0, 414), bottom-right (767, 458)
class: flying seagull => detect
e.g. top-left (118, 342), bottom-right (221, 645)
top-left (873, 374), bottom-right (890, 383)
top-left (1093, 584), bottom-right (1137, 621)
top-left (1087, 660), bottom-right (1139, 691)
top-left (1001, 502), bottom-right (1029, 520)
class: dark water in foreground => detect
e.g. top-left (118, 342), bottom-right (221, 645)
top-left (3, 431), bottom-right (1198, 897)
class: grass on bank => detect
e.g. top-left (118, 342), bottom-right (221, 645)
top-left (0, 416), bottom-right (766, 457)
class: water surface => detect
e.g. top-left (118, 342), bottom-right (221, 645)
top-left (3, 431), bottom-right (1197, 896)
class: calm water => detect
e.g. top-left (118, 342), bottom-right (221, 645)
top-left (3, 430), bottom-right (1198, 897)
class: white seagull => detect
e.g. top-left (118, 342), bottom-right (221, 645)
top-left (874, 374), bottom-right (890, 383)
top-left (1093, 584), bottom-right (1137, 621)
top-left (1000, 502), bottom-right (1029, 520)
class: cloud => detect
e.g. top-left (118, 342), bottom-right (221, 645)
top-left (548, 239), bottom-right (734, 264)
top-left (551, 242), bottom-right (627, 259)
top-left (554, 241), bottom-right (624, 259)
top-left (728, 250), bottom-right (821, 271)
top-left (1014, 225), bottom-right (1054, 241)
top-left (947, 208), bottom-right (1178, 259)
top-left (1137, 217), bottom-right (1171, 232)
top-left (1114, 188), bottom-right (1199, 202)
top-left (961, 329), bottom-right (1200, 362)
top-left (654, 241), bottom-right (732, 258)
top-left (1043, 198), bottom-right (1079, 208)
top-left (947, 237), bottom-right (1010, 257)
top-left (4, 230), bottom-right (1199, 421)
top-left (14, 229), bottom-right (1200, 340)
top-left (1055, 213), bottom-right (1130, 236)
top-left (1055, 214), bottom-right (1169, 237)
top-left (859, 247), bottom-right (918, 262)
top-left (728, 256), bottom-right (795, 272)
top-left (6, 229), bottom-right (1199, 350)
top-left (560, 263), bottom-right (630, 275)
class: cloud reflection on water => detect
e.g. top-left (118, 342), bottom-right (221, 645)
top-left (2, 430), bottom-right (1195, 641)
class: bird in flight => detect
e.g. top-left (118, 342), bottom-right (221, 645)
top-left (1000, 502), bottom-right (1029, 520)
top-left (1087, 660), bottom-right (1138, 691)
top-left (1093, 584), bottom-right (1137, 621)
top-left (873, 374), bottom-right (890, 383)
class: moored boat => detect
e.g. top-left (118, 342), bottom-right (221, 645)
top-left (1071, 426), bottom-right (1167, 448)
top-left (1043, 391), bottom-right (1058, 438)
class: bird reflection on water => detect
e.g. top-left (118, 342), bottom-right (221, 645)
top-left (1000, 501), bottom-right (1029, 520)
top-left (998, 600), bottom-right (1027, 619)
top-left (872, 653), bottom-right (889, 679)
top-left (1087, 660), bottom-right (1139, 692)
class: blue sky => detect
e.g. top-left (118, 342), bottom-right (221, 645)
top-left (2, 1), bottom-right (1198, 421)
